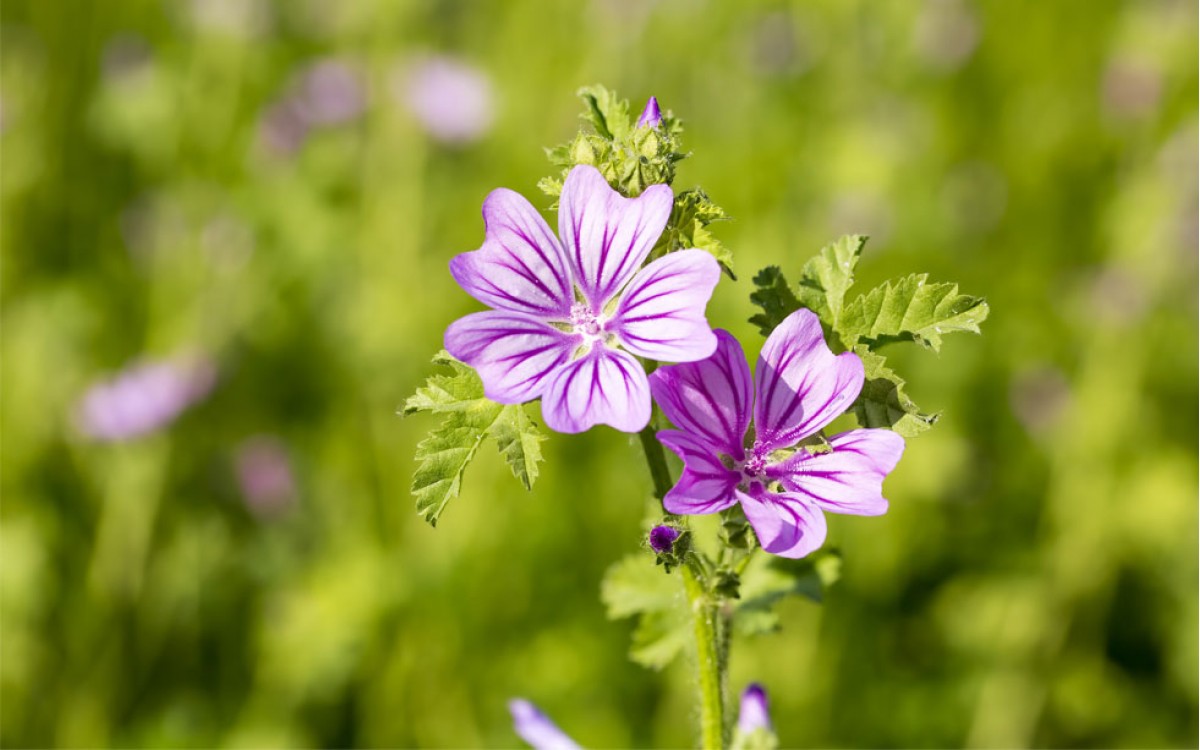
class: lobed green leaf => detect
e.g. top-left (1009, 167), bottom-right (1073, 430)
top-left (490, 404), bottom-right (545, 491)
top-left (601, 553), bottom-right (691, 669)
top-left (735, 549), bottom-right (843, 636)
top-left (852, 347), bottom-right (938, 437)
top-left (795, 234), bottom-right (867, 337)
top-left (654, 189), bottom-right (735, 279)
top-left (404, 351), bottom-right (546, 525)
top-left (840, 274), bottom-right (989, 352)
top-left (748, 266), bottom-right (801, 337)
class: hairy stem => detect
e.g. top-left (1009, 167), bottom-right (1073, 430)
top-left (682, 563), bottom-right (727, 750)
top-left (638, 415), bottom-right (728, 749)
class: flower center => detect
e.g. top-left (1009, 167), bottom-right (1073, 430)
top-left (570, 302), bottom-right (609, 343)
top-left (736, 441), bottom-right (771, 489)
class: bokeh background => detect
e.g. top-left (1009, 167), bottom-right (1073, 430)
top-left (2, 0), bottom-right (1197, 747)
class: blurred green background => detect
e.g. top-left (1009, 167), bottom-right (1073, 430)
top-left (2, 0), bottom-right (1196, 747)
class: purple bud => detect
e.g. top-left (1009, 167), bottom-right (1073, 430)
top-left (635, 96), bottom-right (662, 128)
top-left (737, 683), bottom-right (772, 733)
top-left (649, 525), bottom-right (680, 554)
top-left (508, 699), bottom-right (580, 750)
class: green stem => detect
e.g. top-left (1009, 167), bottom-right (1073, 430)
top-left (638, 423), bottom-right (674, 501)
top-left (682, 563), bottom-right (727, 750)
top-left (638, 419), bottom-right (728, 749)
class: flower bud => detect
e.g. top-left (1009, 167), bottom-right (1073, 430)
top-left (508, 699), bottom-right (580, 750)
top-left (737, 683), bottom-right (772, 733)
top-left (635, 96), bottom-right (662, 128)
top-left (648, 524), bottom-right (680, 554)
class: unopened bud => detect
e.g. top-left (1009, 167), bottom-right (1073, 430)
top-left (648, 524), bottom-right (680, 554)
top-left (636, 96), bottom-right (662, 128)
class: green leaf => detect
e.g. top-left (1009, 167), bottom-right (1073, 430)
top-left (655, 189), bottom-right (735, 279)
top-left (490, 404), bottom-right (545, 490)
top-left (404, 352), bottom-right (546, 525)
top-left (852, 348), bottom-right (938, 437)
top-left (411, 420), bottom-right (490, 527)
top-left (748, 235), bottom-right (865, 341)
top-left (629, 607), bottom-right (692, 669)
top-left (576, 84), bottom-right (631, 142)
top-left (748, 266), bottom-right (801, 337)
top-left (601, 554), bottom-right (690, 669)
top-left (735, 549), bottom-right (843, 636)
top-left (840, 274), bottom-right (989, 352)
top-left (795, 235), bottom-right (866, 333)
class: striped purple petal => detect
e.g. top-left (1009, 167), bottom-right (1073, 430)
top-left (738, 486), bottom-right (828, 559)
top-left (766, 429), bottom-right (904, 517)
top-left (557, 165), bottom-right (673, 310)
top-left (613, 249), bottom-right (720, 362)
top-left (450, 188), bottom-right (574, 318)
top-left (445, 311), bottom-right (580, 404)
top-left (540, 347), bottom-right (650, 433)
top-left (648, 330), bottom-right (752, 457)
top-left (658, 430), bottom-right (740, 515)
top-left (754, 309), bottom-right (864, 451)
top-left (509, 699), bottom-right (580, 750)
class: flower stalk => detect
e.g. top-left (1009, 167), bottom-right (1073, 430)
top-left (639, 410), bottom-right (729, 749)
top-left (682, 563), bottom-right (728, 750)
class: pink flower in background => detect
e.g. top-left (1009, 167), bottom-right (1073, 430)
top-left (259, 58), bottom-right (366, 155)
top-left (235, 436), bottom-right (296, 517)
top-left (445, 165), bottom-right (720, 433)
top-left (397, 55), bottom-right (495, 144)
top-left (649, 310), bottom-right (905, 558)
top-left (76, 356), bottom-right (216, 441)
top-left (295, 59), bottom-right (366, 127)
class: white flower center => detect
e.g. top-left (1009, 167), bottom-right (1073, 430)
top-left (570, 302), bottom-right (611, 346)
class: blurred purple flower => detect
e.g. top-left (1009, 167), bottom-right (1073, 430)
top-left (648, 524), bottom-right (680, 554)
top-left (259, 98), bottom-right (310, 156)
top-left (635, 96), bottom-right (662, 128)
top-left (295, 60), bottom-right (366, 127)
top-left (259, 58), bottom-right (366, 155)
top-left (509, 699), bottom-right (580, 750)
top-left (396, 55), bottom-right (495, 144)
top-left (236, 436), bottom-right (296, 517)
top-left (737, 683), bottom-right (772, 733)
top-left (445, 165), bottom-right (720, 433)
top-left (77, 356), bottom-right (216, 441)
top-left (649, 310), bottom-right (904, 558)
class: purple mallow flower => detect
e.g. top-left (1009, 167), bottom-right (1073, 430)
top-left (737, 683), bottom-right (772, 733)
top-left (509, 699), bottom-right (580, 750)
top-left (76, 356), bottom-right (216, 441)
top-left (648, 309), bottom-right (905, 558)
top-left (648, 524), bottom-right (680, 554)
top-left (636, 96), bottom-right (662, 128)
top-left (445, 164), bottom-right (720, 433)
